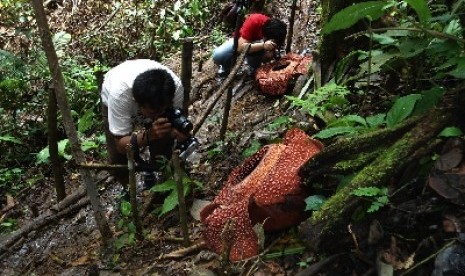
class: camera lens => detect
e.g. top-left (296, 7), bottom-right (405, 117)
top-left (168, 108), bottom-right (193, 133)
top-left (179, 120), bottom-right (193, 132)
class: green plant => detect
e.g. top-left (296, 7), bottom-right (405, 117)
top-left (438, 126), bottom-right (464, 138)
top-left (304, 195), bottom-right (327, 211)
top-left (35, 133), bottom-right (106, 165)
top-left (150, 174), bottom-right (203, 217)
top-left (325, 0), bottom-right (465, 88)
top-left (242, 140), bottom-right (262, 158)
top-left (266, 116), bottom-right (295, 131)
top-left (297, 256), bottom-right (314, 268)
top-left (352, 186), bottom-right (389, 213)
top-left (313, 87), bottom-right (444, 139)
top-left (115, 201), bottom-right (137, 251)
top-left (207, 141), bottom-right (224, 159)
top-left (0, 218), bottom-right (17, 234)
top-left (264, 246), bottom-right (306, 260)
top-left (286, 83), bottom-right (350, 123)
top-left (0, 168), bottom-right (23, 193)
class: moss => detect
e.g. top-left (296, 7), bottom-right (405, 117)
top-left (309, 106), bottom-right (454, 227)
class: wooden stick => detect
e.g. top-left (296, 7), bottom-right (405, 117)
top-left (286, 0), bottom-right (298, 53)
top-left (181, 37), bottom-right (193, 114)
top-left (126, 144), bottom-right (143, 240)
top-left (172, 150), bottom-right (190, 247)
top-left (192, 43), bottom-right (251, 135)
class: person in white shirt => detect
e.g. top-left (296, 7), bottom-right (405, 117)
top-left (101, 59), bottom-right (185, 194)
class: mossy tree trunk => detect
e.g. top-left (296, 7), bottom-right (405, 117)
top-left (298, 86), bottom-right (464, 251)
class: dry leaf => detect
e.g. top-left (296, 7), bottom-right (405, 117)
top-left (70, 255), bottom-right (90, 266)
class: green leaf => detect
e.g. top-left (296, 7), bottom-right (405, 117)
top-left (1, 222), bottom-right (13, 227)
top-left (412, 87), bottom-right (444, 116)
top-left (403, 0), bottom-right (431, 24)
top-left (372, 33), bottom-right (397, 45)
top-left (120, 201), bottom-right (132, 217)
top-left (377, 195), bottom-right (389, 204)
top-left (78, 109), bottom-right (94, 133)
top-left (367, 201), bottom-right (384, 213)
top-left (266, 116), bottom-right (293, 131)
top-left (0, 135), bottom-right (22, 144)
top-left (446, 57), bottom-right (465, 79)
top-left (386, 94), bottom-right (422, 127)
top-left (36, 147), bottom-right (50, 164)
top-left (172, 30), bottom-right (181, 40)
top-left (397, 37), bottom-right (429, 58)
top-left (159, 190), bottom-right (179, 216)
top-left (53, 31), bottom-right (71, 57)
top-left (366, 114), bottom-right (386, 128)
top-left (115, 235), bottom-right (127, 250)
top-left (352, 187), bottom-right (382, 197)
top-left (242, 140), bottom-right (262, 158)
top-left (313, 126), bottom-right (357, 139)
top-left (174, 0), bottom-right (181, 11)
top-left (81, 140), bottom-right (98, 152)
top-left (438, 127), bottom-right (463, 137)
top-left (359, 50), bottom-right (400, 75)
top-left (150, 179), bottom-right (176, 193)
top-left (58, 139), bottom-right (72, 160)
top-left (322, 1), bottom-right (386, 35)
top-left (53, 31), bottom-right (71, 47)
top-left (304, 195), bottom-right (327, 211)
top-left (340, 115), bottom-right (368, 127)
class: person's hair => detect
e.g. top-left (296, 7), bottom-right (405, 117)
top-left (262, 18), bottom-right (287, 47)
top-left (132, 69), bottom-right (175, 110)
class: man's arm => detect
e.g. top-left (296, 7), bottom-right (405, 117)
top-left (237, 37), bottom-right (277, 54)
top-left (113, 117), bottom-right (173, 155)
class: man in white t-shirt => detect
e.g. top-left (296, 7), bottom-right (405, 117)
top-left (101, 59), bottom-right (185, 194)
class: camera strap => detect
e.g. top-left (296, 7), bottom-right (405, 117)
top-left (130, 133), bottom-right (142, 164)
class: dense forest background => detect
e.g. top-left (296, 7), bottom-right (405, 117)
top-left (1, 0), bottom-right (465, 275)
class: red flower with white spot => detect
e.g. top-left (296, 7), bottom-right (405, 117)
top-left (200, 129), bottom-right (324, 261)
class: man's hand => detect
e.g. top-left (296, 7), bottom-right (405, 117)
top-left (263, 40), bottom-right (277, 51)
top-left (149, 117), bottom-right (172, 140)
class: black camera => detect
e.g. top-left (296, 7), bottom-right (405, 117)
top-left (164, 108), bottom-right (199, 159)
top-left (165, 108), bottom-right (193, 134)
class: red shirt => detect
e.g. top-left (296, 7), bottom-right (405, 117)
top-left (239, 13), bottom-right (270, 41)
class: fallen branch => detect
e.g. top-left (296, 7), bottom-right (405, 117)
top-left (400, 240), bottom-right (457, 276)
top-left (78, 162), bottom-right (127, 170)
top-left (190, 76), bottom-right (216, 104)
top-left (0, 196), bottom-right (90, 258)
top-left (158, 240), bottom-right (206, 260)
top-left (193, 43), bottom-right (251, 135)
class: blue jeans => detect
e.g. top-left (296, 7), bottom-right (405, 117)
top-left (212, 38), bottom-right (265, 73)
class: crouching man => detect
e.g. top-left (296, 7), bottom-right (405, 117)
top-left (101, 59), bottom-right (186, 198)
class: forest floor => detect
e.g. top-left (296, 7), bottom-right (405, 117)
top-left (1, 0), bottom-right (464, 275)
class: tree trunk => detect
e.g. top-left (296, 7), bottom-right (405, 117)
top-left (298, 86), bottom-right (463, 251)
top-left (31, 0), bottom-right (113, 246)
top-left (319, 0), bottom-right (367, 83)
top-left (47, 86), bottom-right (66, 201)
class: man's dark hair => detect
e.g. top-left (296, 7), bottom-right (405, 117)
top-left (133, 69), bottom-right (175, 109)
top-left (262, 18), bottom-right (287, 47)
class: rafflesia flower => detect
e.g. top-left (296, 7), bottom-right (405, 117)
top-left (200, 128), bottom-right (324, 261)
